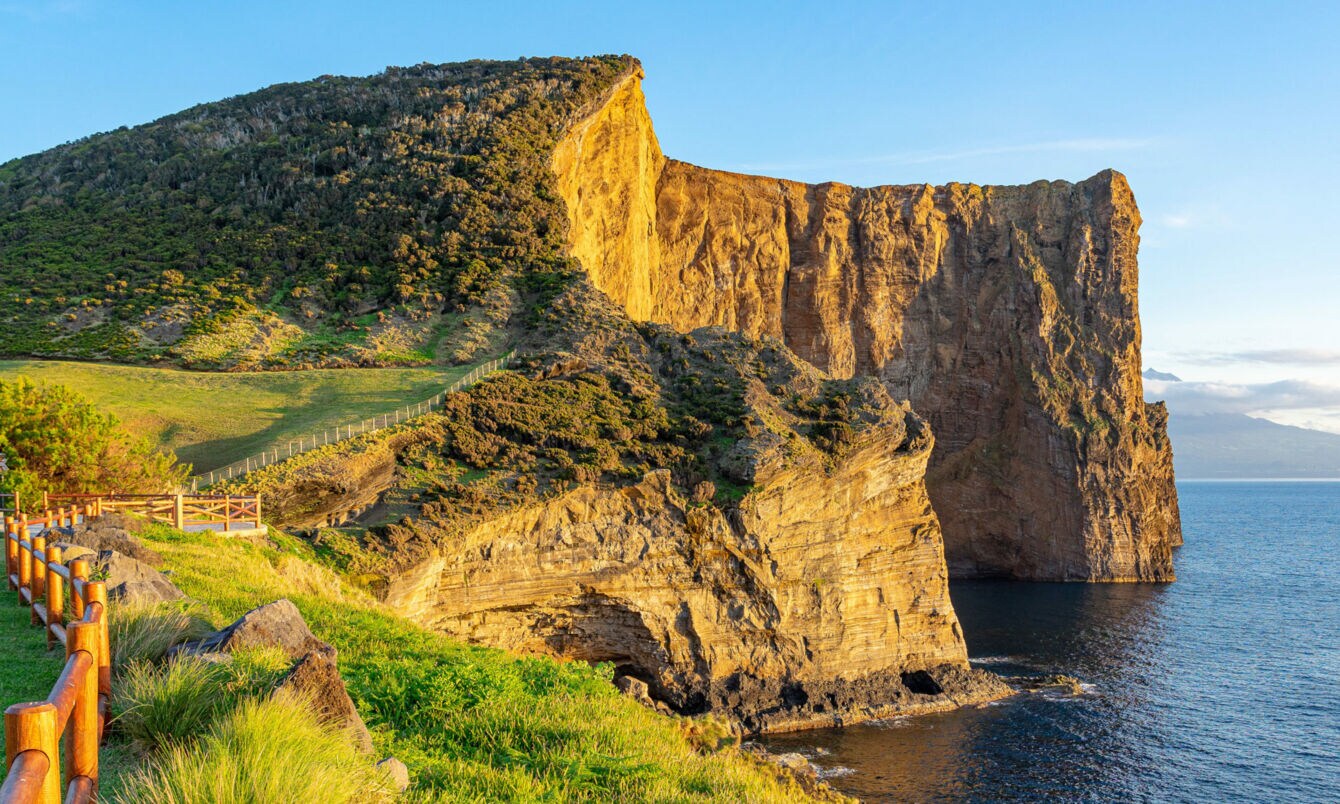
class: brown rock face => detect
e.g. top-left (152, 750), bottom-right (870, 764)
top-left (552, 72), bottom-right (1180, 581)
top-left (384, 411), bottom-right (1006, 732)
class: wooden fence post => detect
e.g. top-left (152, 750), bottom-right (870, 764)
top-left (254, 496), bottom-right (262, 529)
top-left (223, 495), bottom-right (231, 532)
top-left (173, 494), bottom-right (184, 529)
top-left (29, 535), bottom-right (46, 626)
top-left (17, 523), bottom-right (31, 606)
top-left (83, 582), bottom-right (111, 721)
top-left (70, 559), bottom-right (88, 621)
top-left (4, 516), bottom-right (15, 591)
top-left (4, 701), bottom-right (60, 804)
top-left (66, 620), bottom-right (100, 794)
top-left (45, 545), bottom-right (63, 650)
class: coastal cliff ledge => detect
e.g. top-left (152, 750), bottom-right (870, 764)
top-left (383, 405), bottom-right (1009, 732)
top-left (553, 68), bottom-right (1181, 582)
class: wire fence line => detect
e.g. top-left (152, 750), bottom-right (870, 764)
top-left (191, 351), bottom-right (514, 489)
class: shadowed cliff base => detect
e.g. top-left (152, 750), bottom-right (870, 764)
top-left (553, 67), bottom-right (1181, 582)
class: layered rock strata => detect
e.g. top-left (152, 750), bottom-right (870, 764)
top-left (384, 409), bottom-right (1007, 732)
top-left (552, 71), bottom-right (1180, 581)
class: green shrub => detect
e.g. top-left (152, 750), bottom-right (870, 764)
top-left (113, 657), bottom-right (233, 747)
top-left (112, 689), bottom-right (389, 804)
top-left (109, 600), bottom-right (214, 673)
top-left (0, 377), bottom-right (188, 501)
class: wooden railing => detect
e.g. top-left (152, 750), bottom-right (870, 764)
top-left (43, 493), bottom-right (261, 533)
top-left (2, 505), bottom-right (110, 803)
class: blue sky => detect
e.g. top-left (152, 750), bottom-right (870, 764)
top-left (2, 0), bottom-right (1338, 430)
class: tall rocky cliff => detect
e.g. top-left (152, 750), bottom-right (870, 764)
top-left (383, 402), bottom-right (1007, 732)
top-left (553, 70), bottom-right (1181, 581)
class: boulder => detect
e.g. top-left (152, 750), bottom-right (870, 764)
top-left (376, 757), bottom-right (410, 792)
top-left (773, 752), bottom-right (817, 779)
top-left (277, 650), bottom-right (374, 754)
top-left (51, 542), bottom-right (96, 563)
top-left (98, 549), bottom-right (185, 604)
top-left (66, 515), bottom-right (163, 566)
top-left (188, 599), bottom-right (333, 659)
top-left (614, 674), bottom-right (654, 706)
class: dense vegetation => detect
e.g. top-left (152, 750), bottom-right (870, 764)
top-left (0, 377), bottom-right (186, 501)
top-left (0, 56), bottom-right (633, 367)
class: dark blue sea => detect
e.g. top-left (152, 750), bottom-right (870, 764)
top-left (761, 481), bottom-right (1340, 802)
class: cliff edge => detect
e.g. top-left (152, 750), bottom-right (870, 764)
top-left (553, 70), bottom-right (1180, 581)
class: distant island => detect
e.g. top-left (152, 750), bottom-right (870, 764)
top-left (1144, 370), bottom-right (1340, 478)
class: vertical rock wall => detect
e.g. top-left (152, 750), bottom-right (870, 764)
top-left (552, 72), bottom-right (1180, 581)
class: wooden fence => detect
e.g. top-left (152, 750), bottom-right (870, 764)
top-left (2, 503), bottom-right (111, 803)
top-left (191, 350), bottom-right (514, 488)
top-left (43, 493), bottom-right (261, 533)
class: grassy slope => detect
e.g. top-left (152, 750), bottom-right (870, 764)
top-left (125, 524), bottom-right (818, 802)
top-left (0, 589), bottom-right (63, 745)
top-left (0, 360), bottom-right (465, 473)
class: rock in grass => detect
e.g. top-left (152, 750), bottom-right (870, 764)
top-left (277, 650), bottom-right (374, 755)
top-left (53, 545), bottom-right (185, 604)
top-left (615, 674), bottom-right (655, 706)
top-left (97, 550), bottom-right (186, 604)
top-left (185, 599), bottom-right (334, 660)
top-left (376, 757), bottom-right (410, 792)
top-left (67, 514), bottom-right (164, 566)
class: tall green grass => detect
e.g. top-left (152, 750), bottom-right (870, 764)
top-left (108, 600), bottom-right (214, 672)
top-left (113, 689), bottom-right (390, 804)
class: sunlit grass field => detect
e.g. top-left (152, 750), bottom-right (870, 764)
top-left (0, 360), bottom-right (465, 473)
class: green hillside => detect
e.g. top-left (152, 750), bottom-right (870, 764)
top-left (0, 56), bottom-right (632, 368)
top-left (0, 360), bottom-right (459, 472)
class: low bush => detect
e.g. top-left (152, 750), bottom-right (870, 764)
top-left (112, 688), bottom-right (390, 804)
top-left (113, 657), bottom-right (233, 747)
top-left (108, 600), bottom-right (214, 672)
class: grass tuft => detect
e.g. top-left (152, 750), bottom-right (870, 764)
top-left (113, 657), bottom-right (233, 748)
top-left (112, 688), bottom-right (390, 804)
top-left (108, 600), bottom-right (214, 672)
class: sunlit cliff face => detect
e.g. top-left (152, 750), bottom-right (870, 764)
top-left (553, 71), bottom-right (1180, 582)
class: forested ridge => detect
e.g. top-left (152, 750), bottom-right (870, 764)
top-left (0, 55), bottom-right (632, 368)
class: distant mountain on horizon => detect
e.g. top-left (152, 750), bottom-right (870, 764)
top-left (1143, 368), bottom-right (1183, 382)
top-left (1165, 412), bottom-right (1340, 479)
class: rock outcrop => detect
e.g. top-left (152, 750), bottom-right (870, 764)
top-left (384, 408), bottom-right (1008, 732)
top-left (552, 70), bottom-right (1180, 581)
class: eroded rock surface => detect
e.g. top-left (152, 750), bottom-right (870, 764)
top-left (552, 70), bottom-right (1180, 580)
top-left (384, 410), bottom-right (1007, 732)
top-left (278, 650), bottom-right (375, 754)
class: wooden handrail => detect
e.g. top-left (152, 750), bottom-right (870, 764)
top-left (2, 506), bottom-right (107, 804)
top-left (41, 493), bottom-right (262, 532)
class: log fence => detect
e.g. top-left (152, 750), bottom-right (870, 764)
top-left (2, 502), bottom-right (110, 803)
top-left (191, 350), bottom-right (514, 488)
top-left (42, 493), bottom-right (261, 533)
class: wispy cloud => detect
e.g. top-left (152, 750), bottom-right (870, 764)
top-left (0, 1), bottom-right (87, 20)
top-left (730, 137), bottom-right (1155, 174)
top-left (1178, 348), bottom-right (1340, 366)
top-left (1146, 377), bottom-right (1340, 433)
top-left (1150, 203), bottom-right (1230, 231)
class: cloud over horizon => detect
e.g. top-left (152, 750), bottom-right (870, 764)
top-left (1146, 377), bottom-right (1340, 434)
top-left (1180, 348), bottom-right (1340, 366)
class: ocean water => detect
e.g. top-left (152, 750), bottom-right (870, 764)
top-left (761, 481), bottom-right (1340, 802)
